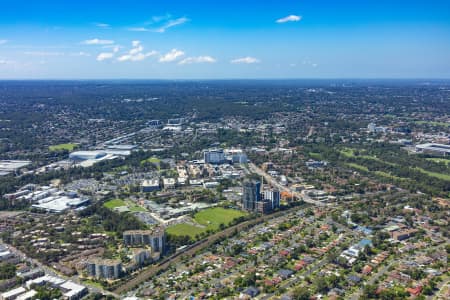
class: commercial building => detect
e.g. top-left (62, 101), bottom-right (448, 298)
top-left (123, 227), bottom-right (165, 252)
top-left (15, 290), bottom-right (37, 300)
top-left (25, 274), bottom-right (65, 288)
top-left (0, 287), bottom-right (26, 300)
top-left (204, 149), bottom-right (226, 164)
top-left (147, 120), bottom-right (163, 129)
top-left (242, 180), bottom-right (261, 211)
top-left (256, 200), bottom-right (273, 214)
top-left (167, 118), bottom-right (183, 126)
top-left (242, 180), bottom-right (281, 213)
top-left (17, 268), bottom-right (45, 281)
top-left (262, 189), bottom-right (281, 210)
top-left (0, 160), bottom-right (31, 176)
top-left (141, 179), bottom-right (160, 193)
top-left (60, 281), bottom-right (88, 300)
top-left (106, 144), bottom-right (136, 151)
top-left (69, 151), bottom-right (107, 161)
top-left (224, 148), bottom-right (247, 163)
top-left (31, 196), bottom-right (90, 213)
top-left (86, 259), bottom-right (122, 280)
top-left (368, 122), bottom-right (387, 133)
top-left (415, 143), bottom-right (450, 156)
top-left (232, 153), bottom-right (248, 164)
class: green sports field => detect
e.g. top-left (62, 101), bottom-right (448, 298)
top-left (194, 207), bottom-right (247, 231)
top-left (49, 143), bottom-right (78, 151)
top-left (166, 223), bottom-right (206, 238)
top-left (166, 207), bottom-right (247, 238)
top-left (103, 199), bottom-right (126, 209)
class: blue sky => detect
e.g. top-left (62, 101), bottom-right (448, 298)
top-left (0, 0), bottom-right (449, 79)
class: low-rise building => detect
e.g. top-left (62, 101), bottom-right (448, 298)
top-left (415, 143), bottom-right (450, 156)
top-left (60, 280), bottom-right (88, 300)
top-left (391, 229), bottom-right (419, 241)
top-left (0, 287), bottom-right (26, 300)
top-left (162, 178), bottom-right (176, 189)
top-left (141, 179), bottom-right (160, 193)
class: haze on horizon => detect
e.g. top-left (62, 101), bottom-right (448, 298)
top-left (0, 0), bottom-right (449, 79)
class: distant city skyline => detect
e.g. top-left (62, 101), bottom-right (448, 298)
top-left (0, 0), bottom-right (450, 79)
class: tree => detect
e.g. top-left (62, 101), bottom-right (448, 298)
top-left (315, 276), bottom-right (329, 293)
top-left (0, 263), bottom-right (16, 280)
top-left (362, 284), bottom-right (377, 299)
top-left (292, 287), bottom-right (311, 300)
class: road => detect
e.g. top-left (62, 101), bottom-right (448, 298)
top-left (113, 206), bottom-right (305, 295)
top-left (259, 227), bottom-right (361, 299)
top-left (349, 243), bottom-right (446, 300)
top-left (1, 241), bottom-right (118, 298)
top-left (248, 163), bottom-right (327, 207)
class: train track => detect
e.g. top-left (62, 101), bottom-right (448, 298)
top-left (113, 206), bottom-right (304, 295)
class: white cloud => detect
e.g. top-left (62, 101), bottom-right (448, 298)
top-left (129, 46), bottom-right (143, 55)
top-left (302, 59), bottom-right (318, 68)
top-left (230, 56), bottom-right (260, 64)
top-left (95, 23), bottom-right (110, 28)
top-left (70, 52), bottom-right (91, 57)
top-left (159, 49), bottom-right (185, 62)
top-left (23, 51), bottom-right (65, 56)
top-left (97, 52), bottom-right (114, 61)
top-left (0, 40), bottom-right (7, 45)
top-left (129, 17), bottom-right (189, 33)
top-left (101, 45), bottom-right (121, 52)
top-left (128, 27), bottom-right (150, 32)
top-left (156, 17), bottom-right (189, 32)
top-left (0, 59), bottom-right (14, 65)
top-left (179, 56), bottom-right (216, 65)
top-left (82, 38), bottom-right (114, 45)
top-left (118, 52), bottom-right (157, 62)
top-left (117, 41), bottom-right (157, 62)
top-left (276, 15), bottom-right (302, 23)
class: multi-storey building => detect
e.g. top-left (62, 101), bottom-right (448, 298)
top-left (86, 259), bottom-right (122, 279)
top-left (123, 227), bottom-right (165, 252)
top-left (242, 180), bottom-right (261, 211)
top-left (204, 149), bottom-right (226, 164)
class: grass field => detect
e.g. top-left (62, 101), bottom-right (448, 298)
top-left (127, 203), bottom-right (147, 212)
top-left (340, 148), bottom-right (396, 166)
top-left (166, 207), bottom-right (247, 238)
top-left (166, 223), bottom-right (206, 238)
top-left (415, 120), bottom-right (450, 127)
top-left (82, 279), bottom-right (105, 289)
top-left (141, 157), bottom-right (161, 164)
top-left (103, 199), bottom-right (126, 209)
top-left (374, 171), bottom-right (405, 181)
top-left (414, 167), bottom-right (450, 181)
top-left (194, 207), bottom-right (247, 231)
top-left (49, 143), bottom-right (78, 151)
top-left (104, 199), bottom-right (148, 212)
top-left (345, 163), bottom-right (369, 172)
top-left (308, 152), bottom-right (322, 160)
top-left (426, 158), bottom-right (450, 166)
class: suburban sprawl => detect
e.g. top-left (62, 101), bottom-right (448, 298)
top-left (0, 80), bottom-right (449, 300)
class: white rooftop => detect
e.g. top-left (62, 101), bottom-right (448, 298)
top-left (1, 287), bottom-right (26, 299)
top-left (60, 281), bottom-right (86, 298)
top-left (16, 290), bottom-right (37, 300)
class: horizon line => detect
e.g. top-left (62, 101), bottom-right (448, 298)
top-left (1, 77), bottom-right (450, 81)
